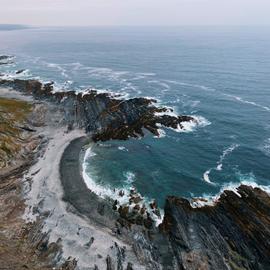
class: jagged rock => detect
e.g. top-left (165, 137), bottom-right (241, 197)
top-left (160, 185), bottom-right (270, 270)
top-left (16, 69), bottom-right (25, 74)
top-left (126, 262), bottom-right (133, 270)
top-left (150, 200), bottom-right (158, 210)
top-left (0, 78), bottom-right (195, 141)
top-left (84, 237), bottom-right (94, 249)
top-left (113, 200), bottom-right (118, 211)
top-left (119, 190), bottom-right (125, 197)
top-left (60, 257), bottom-right (77, 270)
top-left (106, 255), bottom-right (115, 270)
top-left (0, 55), bottom-right (13, 65)
top-left (118, 205), bottom-right (130, 219)
top-left (129, 195), bottom-right (142, 204)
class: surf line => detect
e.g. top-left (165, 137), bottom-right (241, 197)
top-left (203, 144), bottom-right (239, 184)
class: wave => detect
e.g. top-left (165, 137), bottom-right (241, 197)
top-left (177, 115), bottom-right (211, 133)
top-left (164, 79), bottom-right (216, 92)
top-left (203, 169), bottom-right (213, 184)
top-left (216, 144), bottom-right (239, 171)
top-left (260, 138), bottom-right (270, 157)
top-left (224, 94), bottom-right (270, 112)
top-left (148, 80), bottom-right (171, 93)
top-left (154, 113), bottom-right (211, 138)
top-left (82, 146), bottom-right (164, 225)
top-left (123, 171), bottom-right (135, 185)
top-left (45, 62), bottom-right (69, 79)
top-left (192, 172), bottom-right (270, 208)
top-left (0, 55), bottom-right (15, 65)
top-left (164, 79), bottom-right (270, 113)
top-left (118, 146), bottom-right (129, 152)
top-left (202, 144), bottom-right (239, 184)
top-left (0, 69), bottom-right (33, 80)
top-left (155, 125), bottom-right (167, 138)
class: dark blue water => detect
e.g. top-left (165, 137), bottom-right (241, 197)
top-left (1, 26), bottom-right (270, 207)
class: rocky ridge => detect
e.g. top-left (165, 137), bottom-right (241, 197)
top-left (0, 78), bottom-right (195, 141)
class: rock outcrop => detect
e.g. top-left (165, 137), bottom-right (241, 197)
top-left (1, 63), bottom-right (270, 269)
top-left (159, 185), bottom-right (270, 270)
top-left (0, 79), bottom-right (195, 141)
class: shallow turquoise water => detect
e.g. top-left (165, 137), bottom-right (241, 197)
top-left (1, 26), bottom-right (270, 206)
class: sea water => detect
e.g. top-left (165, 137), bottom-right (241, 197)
top-left (1, 26), bottom-right (270, 207)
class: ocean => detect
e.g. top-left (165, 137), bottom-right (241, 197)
top-left (1, 26), bottom-right (270, 207)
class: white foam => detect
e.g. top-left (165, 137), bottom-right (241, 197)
top-left (164, 80), bottom-right (216, 92)
top-left (216, 144), bottom-right (239, 171)
top-left (82, 147), bottom-right (164, 225)
top-left (148, 80), bottom-right (171, 92)
top-left (44, 62), bottom-right (69, 79)
top-left (224, 94), bottom-right (270, 112)
top-left (123, 171), bottom-right (135, 185)
top-left (192, 174), bottom-right (270, 208)
top-left (202, 144), bottom-right (239, 184)
top-left (155, 128), bottom-right (166, 138)
top-left (176, 115), bottom-right (211, 133)
top-left (154, 109), bottom-right (178, 118)
top-left (0, 69), bottom-right (32, 80)
top-left (203, 170), bottom-right (211, 183)
top-left (216, 164), bottom-right (223, 171)
top-left (118, 146), bottom-right (129, 152)
top-left (260, 138), bottom-right (270, 156)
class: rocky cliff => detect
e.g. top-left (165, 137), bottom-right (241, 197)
top-left (159, 185), bottom-right (270, 270)
top-left (0, 78), bottom-right (194, 141)
top-left (1, 61), bottom-right (270, 269)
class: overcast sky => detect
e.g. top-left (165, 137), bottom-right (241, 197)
top-left (1, 0), bottom-right (270, 26)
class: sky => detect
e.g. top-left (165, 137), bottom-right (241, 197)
top-left (0, 0), bottom-right (270, 26)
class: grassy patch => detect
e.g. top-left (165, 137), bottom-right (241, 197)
top-left (0, 98), bottom-right (32, 168)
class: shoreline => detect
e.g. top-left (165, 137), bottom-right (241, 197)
top-left (23, 119), bottom-right (144, 269)
top-left (1, 72), bottom-right (270, 269)
top-left (60, 137), bottom-right (119, 228)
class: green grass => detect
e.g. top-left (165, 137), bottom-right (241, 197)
top-left (0, 98), bottom-right (32, 168)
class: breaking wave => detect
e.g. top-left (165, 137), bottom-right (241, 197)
top-left (193, 171), bottom-right (270, 208)
top-left (203, 144), bottom-right (239, 184)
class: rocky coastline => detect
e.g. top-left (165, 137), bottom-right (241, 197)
top-left (0, 56), bottom-right (270, 270)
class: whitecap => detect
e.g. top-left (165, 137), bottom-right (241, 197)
top-left (224, 94), bottom-right (270, 112)
top-left (0, 69), bottom-right (32, 80)
top-left (203, 169), bottom-right (214, 184)
top-left (123, 171), bottom-right (135, 185)
top-left (154, 126), bottom-right (167, 138)
top-left (164, 79), bottom-right (216, 92)
top-left (260, 138), bottom-right (270, 156)
top-left (148, 80), bottom-right (171, 92)
top-left (43, 62), bottom-right (69, 79)
top-left (175, 115), bottom-right (211, 133)
top-left (118, 146), bottom-right (129, 152)
top-left (202, 143), bottom-right (239, 184)
top-left (216, 144), bottom-right (239, 171)
top-left (192, 172), bottom-right (270, 208)
top-left (82, 147), bottom-right (164, 225)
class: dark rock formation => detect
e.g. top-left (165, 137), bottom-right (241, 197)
top-left (0, 78), bottom-right (195, 141)
top-left (159, 185), bottom-right (270, 270)
top-left (0, 55), bottom-right (13, 65)
top-left (1, 68), bottom-right (270, 270)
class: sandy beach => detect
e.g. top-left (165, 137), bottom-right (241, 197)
top-left (18, 107), bottom-right (144, 269)
top-left (0, 87), bottom-right (144, 269)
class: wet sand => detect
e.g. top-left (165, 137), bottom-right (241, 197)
top-left (60, 136), bottom-right (118, 228)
